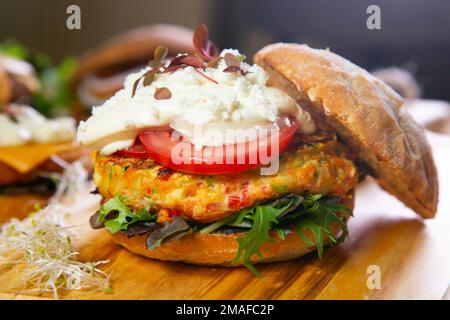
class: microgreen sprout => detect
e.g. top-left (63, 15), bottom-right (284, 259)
top-left (0, 159), bottom-right (111, 299)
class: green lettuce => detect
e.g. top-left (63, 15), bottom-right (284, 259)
top-left (97, 196), bottom-right (156, 234)
top-left (94, 193), bottom-right (352, 276)
top-left (200, 194), bottom-right (352, 276)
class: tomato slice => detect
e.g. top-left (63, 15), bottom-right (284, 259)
top-left (138, 115), bottom-right (298, 175)
top-left (115, 139), bottom-right (148, 158)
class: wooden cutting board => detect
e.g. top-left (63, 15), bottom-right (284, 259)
top-left (0, 194), bottom-right (48, 225)
top-left (0, 130), bottom-right (449, 300)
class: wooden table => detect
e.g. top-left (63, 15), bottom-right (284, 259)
top-left (0, 103), bottom-right (449, 300)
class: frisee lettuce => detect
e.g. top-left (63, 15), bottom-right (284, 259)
top-left (94, 193), bottom-right (352, 276)
top-left (97, 196), bottom-right (156, 234)
top-left (232, 206), bottom-right (278, 275)
top-left (293, 194), bottom-right (351, 258)
top-left (213, 194), bottom-right (351, 276)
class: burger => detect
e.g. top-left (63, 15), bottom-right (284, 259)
top-left (0, 104), bottom-right (87, 218)
top-left (0, 44), bottom-right (91, 219)
top-left (77, 25), bottom-right (438, 275)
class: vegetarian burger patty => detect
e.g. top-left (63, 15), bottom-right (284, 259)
top-left (94, 133), bottom-right (358, 223)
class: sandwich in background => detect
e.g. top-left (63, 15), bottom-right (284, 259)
top-left (0, 44), bottom-right (88, 221)
top-left (0, 103), bottom-right (90, 222)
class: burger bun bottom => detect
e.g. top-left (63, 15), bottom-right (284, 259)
top-left (111, 194), bottom-right (353, 267)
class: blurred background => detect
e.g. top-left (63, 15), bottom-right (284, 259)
top-left (0, 0), bottom-right (449, 112)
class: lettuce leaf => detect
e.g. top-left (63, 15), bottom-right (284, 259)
top-left (97, 196), bottom-right (156, 234)
top-left (232, 206), bottom-right (278, 276)
top-left (146, 217), bottom-right (191, 250)
top-left (94, 193), bottom-right (352, 277)
top-left (227, 194), bottom-right (351, 276)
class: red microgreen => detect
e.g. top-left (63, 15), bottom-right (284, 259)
top-left (143, 72), bottom-right (155, 86)
top-left (179, 55), bottom-right (206, 68)
top-left (237, 53), bottom-right (247, 61)
top-left (194, 68), bottom-right (219, 84)
top-left (224, 53), bottom-right (241, 68)
top-left (162, 65), bottom-right (183, 73)
top-left (165, 54), bottom-right (205, 70)
top-left (223, 65), bottom-right (249, 76)
top-left (131, 23), bottom-right (223, 97)
top-left (222, 52), bottom-right (248, 75)
top-left (166, 54), bottom-right (187, 68)
top-left (131, 78), bottom-right (140, 97)
top-left (223, 66), bottom-right (241, 73)
top-left (132, 68), bottom-right (159, 97)
top-left (154, 87), bottom-right (172, 100)
top-left (154, 45), bottom-right (168, 62)
top-left (193, 23), bottom-right (219, 61)
top-left (207, 55), bottom-right (221, 68)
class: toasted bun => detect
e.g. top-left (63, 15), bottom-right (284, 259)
top-left (112, 221), bottom-right (342, 266)
top-left (112, 193), bottom-right (354, 266)
top-left (254, 43), bottom-right (438, 218)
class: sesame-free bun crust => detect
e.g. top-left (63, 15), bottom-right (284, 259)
top-left (111, 193), bottom-right (354, 266)
top-left (254, 43), bottom-right (438, 218)
top-left (112, 221), bottom-right (342, 266)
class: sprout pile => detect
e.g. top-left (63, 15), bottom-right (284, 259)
top-left (0, 157), bottom-right (111, 299)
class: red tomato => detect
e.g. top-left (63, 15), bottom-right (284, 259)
top-left (228, 195), bottom-right (243, 209)
top-left (115, 140), bottom-right (148, 158)
top-left (138, 115), bottom-right (298, 175)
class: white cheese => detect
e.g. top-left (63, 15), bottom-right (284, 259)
top-left (0, 114), bottom-right (30, 146)
top-left (77, 49), bottom-right (316, 154)
top-left (0, 105), bottom-right (76, 146)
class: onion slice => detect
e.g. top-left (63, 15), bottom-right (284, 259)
top-left (169, 116), bottom-right (282, 147)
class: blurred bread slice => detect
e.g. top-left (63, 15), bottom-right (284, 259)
top-left (71, 24), bottom-right (195, 108)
